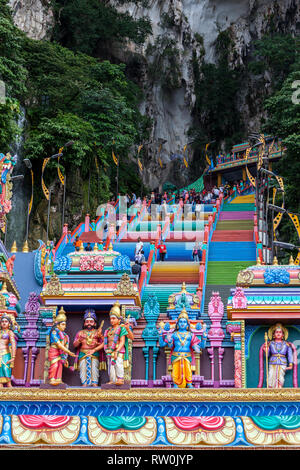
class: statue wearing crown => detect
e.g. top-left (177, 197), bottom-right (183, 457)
top-left (158, 309), bottom-right (207, 388)
top-left (260, 323), bottom-right (296, 389)
top-left (103, 301), bottom-right (134, 386)
top-left (73, 309), bottom-right (105, 387)
top-left (46, 307), bottom-right (76, 386)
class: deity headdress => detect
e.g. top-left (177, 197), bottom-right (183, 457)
top-left (83, 308), bottom-right (97, 323)
top-left (55, 306), bottom-right (67, 324)
top-left (268, 323), bottom-right (288, 341)
top-left (109, 301), bottom-right (121, 319)
top-left (177, 308), bottom-right (189, 322)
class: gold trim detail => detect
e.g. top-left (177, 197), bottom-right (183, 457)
top-left (113, 274), bottom-right (138, 297)
top-left (43, 274), bottom-right (65, 297)
top-left (0, 388), bottom-right (300, 402)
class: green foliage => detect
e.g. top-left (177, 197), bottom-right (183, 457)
top-left (147, 35), bottom-right (182, 89)
top-left (52, 0), bottom-right (152, 55)
top-left (248, 35), bottom-right (298, 89)
top-left (264, 69), bottom-right (300, 212)
top-left (191, 29), bottom-right (243, 153)
top-left (0, 98), bottom-right (20, 151)
top-left (24, 112), bottom-right (96, 166)
top-left (0, 1), bottom-right (27, 98)
top-left (21, 37), bottom-right (146, 194)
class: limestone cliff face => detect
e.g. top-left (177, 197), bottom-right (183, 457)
top-left (8, 0), bottom-right (300, 190)
top-left (109, 0), bottom-right (300, 189)
top-left (8, 0), bottom-right (54, 39)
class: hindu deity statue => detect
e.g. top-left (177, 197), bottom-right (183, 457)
top-left (262, 323), bottom-right (294, 389)
top-left (0, 314), bottom-right (17, 387)
top-left (46, 307), bottom-right (76, 386)
top-left (158, 308), bottom-right (207, 388)
top-left (73, 309), bottom-right (106, 387)
top-left (103, 302), bottom-right (133, 386)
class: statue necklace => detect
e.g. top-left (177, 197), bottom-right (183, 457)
top-left (85, 330), bottom-right (95, 346)
top-left (176, 331), bottom-right (189, 347)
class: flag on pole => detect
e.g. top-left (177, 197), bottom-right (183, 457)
top-left (205, 142), bottom-right (211, 166)
top-left (138, 158), bottom-right (143, 172)
top-left (112, 150), bottom-right (118, 166)
top-left (158, 157), bottom-right (163, 168)
top-left (41, 157), bottom-right (50, 200)
top-left (138, 144), bottom-right (143, 154)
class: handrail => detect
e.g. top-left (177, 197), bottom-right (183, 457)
top-left (197, 193), bottom-right (224, 313)
top-left (253, 211), bottom-right (263, 263)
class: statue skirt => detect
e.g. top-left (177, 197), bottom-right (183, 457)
top-left (171, 354), bottom-right (192, 388)
top-left (0, 351), bottom-right (12, 383)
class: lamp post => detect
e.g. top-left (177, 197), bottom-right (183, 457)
top-left (42, 141), bottom-right (74, 241)
top-left (23, 158), bottom-right (33, 243)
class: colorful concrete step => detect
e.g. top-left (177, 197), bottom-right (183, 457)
top-left (218, 211), bottom-right (254, 221)
top-left (150, 262), bottom-right (199, 284)
top-left (211, 230), bottom-right (253, 242)
top-left (230, 195), bottom-right (255, 204)
top-left (222, 203), bottom-right (255, 212)
top-left (215, 220), bottom-right (254, 231)
top-left (208, 242), bottom-right (256, 261)
top-left (206, 261), bottom-right (255, 285)
top-left (142, 284), bottom-right (198, 309)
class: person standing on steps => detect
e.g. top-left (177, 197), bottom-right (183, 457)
top-left (157, 240), bottom-right (167, 262)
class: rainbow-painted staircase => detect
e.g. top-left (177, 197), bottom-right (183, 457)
top-left (204, 193), bottom-right (256, 314)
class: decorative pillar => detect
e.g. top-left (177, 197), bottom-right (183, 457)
top-left (226, 321), bottom-right (243, 388)
top-left (207, 347), bottom-right (214, 382)
top-left (207, 292), bottom-right (225, 386)
top-left (142, 347), bottom-right (150, 381)
top-left (165, 348), bottom-right (171, 376)
top-left (195, 352), bottom-right (201, 375)
top-left (217, 172), bottom-right (222, 187)
top-left (153, 346), bottom-right (159, 381)
top-left (142, 294), bottom-right (160, 383)
top-left (22, 292), bottom-right (41, 386)
top-left (84, 214), bottom-right (90, 232)
top-left (218, 348), bottom-right (224, 382)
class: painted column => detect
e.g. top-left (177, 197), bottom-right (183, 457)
top-left (207, 292), bottom-right (225, 386)
top-left (226, 322), bottom-right (242, 388)
top-left (22, 292), bottom-right (41, 386)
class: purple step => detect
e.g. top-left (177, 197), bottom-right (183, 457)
top-left (219, 211), bottom-right (254, 220)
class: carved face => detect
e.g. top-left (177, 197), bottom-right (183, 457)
top-left (1, 318), bottom-right (9, 330)
top-left (84, 318), bottom-right (96, 330)
top-left (110, 315), bottom-right (120, 327)
top-left (57, 321), bottom-right (66, 332)
top-left (177, 318), bottom-right (188, 331)
top-left (274, 327), bottom-right (284, 341)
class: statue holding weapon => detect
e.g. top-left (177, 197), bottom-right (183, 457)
top-left (260, 323), bottom-right (295, 389)
top-left (73, 309), bottom-right (105, 387)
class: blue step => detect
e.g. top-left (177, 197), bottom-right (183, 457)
top-left (208, 241), bottom-right (256, 261)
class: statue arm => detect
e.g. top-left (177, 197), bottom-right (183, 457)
top-left (7, 331), bottom-right (17, 365)
top-left (287, 344), bottom-right (294, 368)
top-left (56, 340), bottom-right (76, 357)
top-left (73, 331), bottom-right (82, 348)
top-left (115, 335), bottom-right (125, 355)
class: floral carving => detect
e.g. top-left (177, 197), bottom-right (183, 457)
top-left (79, 255), bottom-right (104, 272)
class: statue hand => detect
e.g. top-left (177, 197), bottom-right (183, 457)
top-left (69, 352), bottom-right (76, 358)
top-left (286, 364), bottom-right (293, 370)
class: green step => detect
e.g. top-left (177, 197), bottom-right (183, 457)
top-left (206, 261), bottom-right (255, 285)
top-left (215, 220), bottom-right (254, 230)
top-left (222, 203), bottom-right (255, 212)
top-left (142, 284), bottom-right (198, 310)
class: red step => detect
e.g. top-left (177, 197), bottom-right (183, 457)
top-left (211, 230), bottom-right (253, 242)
